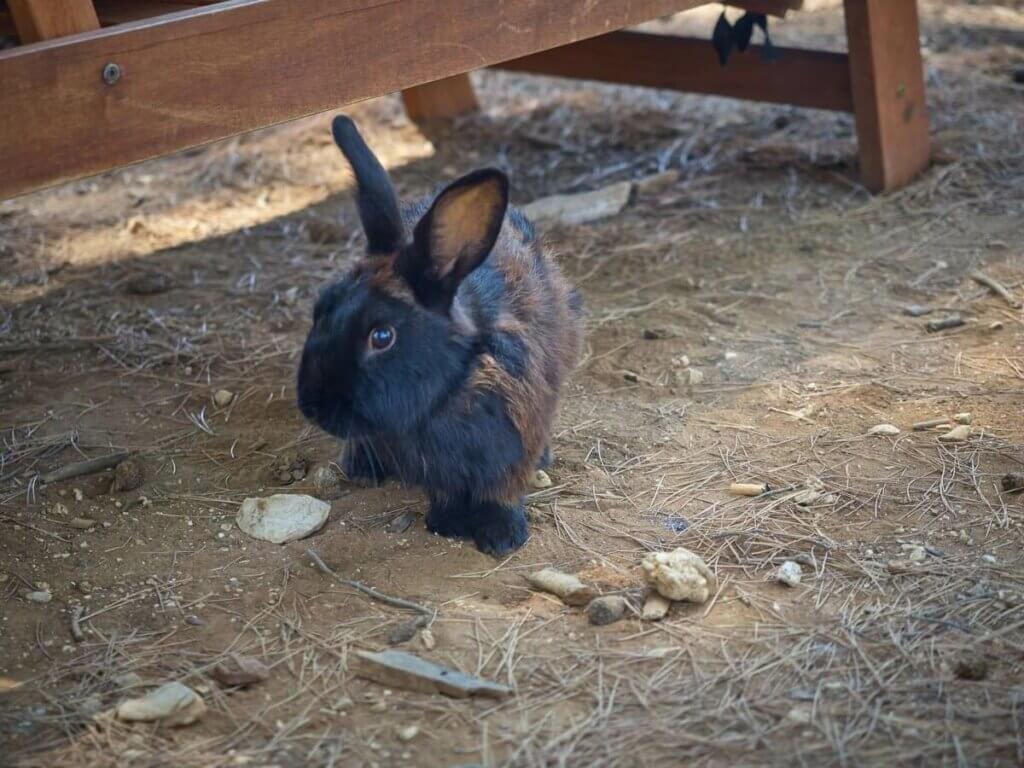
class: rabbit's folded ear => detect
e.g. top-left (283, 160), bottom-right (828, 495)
top-left (331, 115), bottom-right (405, 254)
top-left (404, 169), bottom-right (509, 311)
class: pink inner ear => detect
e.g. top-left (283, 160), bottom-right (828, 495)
top-left (428, 180), bottom-right (504, 277)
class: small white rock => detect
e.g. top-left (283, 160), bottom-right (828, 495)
top-left (116, 681), bottom-right (206, 726)
top-left (939, 425), bottom-right (972, 442)
top-left (775, 561), bottom-right (802, 587)
top-left (687, 368), bottom-right (705, 386)
top-left (24, 590), bottom-right (52, 604)
top-left (982, 554), bottom-right (997, 564)
top-left (902, 544), bottom-right (927, 562)
top-left (521, 181), bottom-right (633, 226)
top-left (953, 412), bottom-right (972, 425)
top-left (236, 494), bottom-right (330, 544)
top-left (420, 629), bottom-right (436, 650)
top-left (397, 724), bottom-right (420, 742)
top-left (213, 389), bottom-right (235, 408)
top-left (529, 470), bottom-right (552, 489)
top-left (868, 423), bottom-right (901, 436)
top-left (641, 548), bottom-right (715, 603)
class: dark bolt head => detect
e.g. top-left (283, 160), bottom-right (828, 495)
top-left (101, 62), bottom-right (121, 85)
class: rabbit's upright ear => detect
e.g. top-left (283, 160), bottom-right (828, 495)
top-left (405, 169), bottom-right (509, 311)
top-left (331, 115), bottom-right (404, 254)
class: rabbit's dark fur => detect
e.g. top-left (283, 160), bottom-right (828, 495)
top-left (297, 116), bottom-right (582, 555)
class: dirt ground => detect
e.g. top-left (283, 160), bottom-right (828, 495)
top-left (2, 2), bottom-right (1023, 766)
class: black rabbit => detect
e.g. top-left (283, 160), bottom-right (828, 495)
top-left (298, 116), bottom-right (582, 556)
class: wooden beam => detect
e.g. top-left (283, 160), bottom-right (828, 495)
top-left (402, 74), bottom-right (478, 122)
top-left (494, 31), bottom-right (853, 113)
top-left (728, 0), bottom-right (803, 17)
top-left (843, 0), bottom-right (929, 192)
top-left (0, 0), bottom-right (705, 199)
top-left (7, 0), bottom-right (100, 43)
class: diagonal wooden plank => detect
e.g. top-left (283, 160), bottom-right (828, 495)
top-left (8, 0), bottom-right (100, 43)
top-left (0, 0), bottom-right (705, 199)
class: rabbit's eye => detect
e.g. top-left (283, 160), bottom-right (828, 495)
top-left (368, 325), bottom-right (396, 352)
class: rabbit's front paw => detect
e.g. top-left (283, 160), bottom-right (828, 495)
top-left (341, 444), bottom-right (391, 486)
top-left (469, 501), bottom-right (528, 557)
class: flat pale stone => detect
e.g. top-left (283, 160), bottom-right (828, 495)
top-left (641, 547), bottom-right (715, 603)
top-left (116, 682), bottom-right (205, 726)
top-left (236, 494), bottom-right (330, 544)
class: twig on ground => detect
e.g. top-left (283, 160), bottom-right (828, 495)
top-left (306, 548), bottom-right (433, 616)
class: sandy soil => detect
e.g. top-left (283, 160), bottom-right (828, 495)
top-left (1, 2), bottom-right (1023, 766)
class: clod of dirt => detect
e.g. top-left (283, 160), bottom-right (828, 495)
top-left (527, 569), bottom-right (596, 606)
top-left (587, 595), bottom-right (629, 626)
top-left (271, 449), bottom-right (309, 484)
top-left (954, 651), bottom-right (989, 681)
top-left (236, 494), bottom-right (330, 544)
top-left (939, 425), bottom-right (972, 443)
top-left (50, 503), bottom-right (69, 516)
top-left (642, 327), bottom-right (673, 340)
top-left (926, 315), bottom-right (965, 333)
top-left (729, 482), bottom-right (767, 497)
top-left (306, 217), bottom-right (346, 245)
top-left (641, 592), bottom-right (671, 621)
top-left (209, 655), bottom-right (270, 687)
top-left (386, 510), bottom-right (417, 534)
top-left (311, 465), bottom-right (344, 500)
top-left (1001, 473), bottom-right (1024, 493)
top-left (387, 620), bottom-right (423, 645)
top-left (111, 459), bottom-right (143, 493)
top-left (775, 561), bottom-right (802, 587)
top-left (641, 548), bottom-right (715, 603)
top-left (213, 389), bottom-right (234, 407)
top-left (124, 273), bottom-right (172, 295)
top-left (953, 412), bottom-right (972, 425)
top-left (529, 470), bottom-right (553, 489)
top-left (687, 368), bottom-right (705, 386)
top-left (868, 423), bottom-right (901, 436)
top-left (116, 681), bottom-right (206, 726)
top-left (23, 589), bottom-right (52, 603)
top-left (522, 180), bottom-right (633, 226)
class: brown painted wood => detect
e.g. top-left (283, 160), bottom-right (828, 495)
top-left (93, 1), bottom-right (207, 26)
top-left (7, 0), bottom-right (100, 43)
top-left (495, 31), bottom-right (853, 113)
top-left (0, 0), bottom-right (705, 199)
top-left (402, 74), bottom-right (478, 122)
top-left (729, 0), bottom-right (802, 17)
top-left (843, 0), bottom-right (929, 192)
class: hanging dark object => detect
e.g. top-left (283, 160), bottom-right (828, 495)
top-left (712, 11), bottom-right (733, 66)
top-left (710, 9), bottom-right (776, 66)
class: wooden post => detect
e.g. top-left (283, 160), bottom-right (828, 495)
top-left (843, 0), bottom-right (930, 192)
top-left (402, 74), bottom-right (479, 122)
top-left (8, 0), bottom-right (100, 43)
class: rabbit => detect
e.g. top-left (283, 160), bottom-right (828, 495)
top-left (297, 115), bottom-right (583, 556)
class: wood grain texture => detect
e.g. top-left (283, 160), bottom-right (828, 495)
top-left (402, 74), bottom-right (478, 122)
top-left (7, 0), bottom-right (100, 43)
top-left (495, 31), bottom-right (853, 112)
top-left (0, 0), bottom-right (704, 199)
top-left (843, 0), bottom-right (930, 191)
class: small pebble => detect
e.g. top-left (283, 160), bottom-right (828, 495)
top-left (903, 544), bottom-right (927, 563)
top-left (397, 725), bottom-right (420, 742)
top-left (529, 470), bottom-right (552, 489)
top-left (939, 425), bottom-right (971, 443)
top-left (587, 595), bottom-right (629, 626)
top-left (868, 423), bottom-right (901, 436)
top-left (111, 459), bottom-right (143, 493)
top-left (775, 561), bottom-right (802, 587)
top-left (687, 368), bottom-right (705, 386)
top-left (420, 629), bottom-right (436, 650)
top-left (953, 412), bottom-right (972, 425)
top-left (24, 590), bottom-right (52, 604)
top-left (213, 389), bottom-right (235, 407)
top-left (954, 651), bottom-right (989, 681)
top-left (982, 554), bottom-right (997, 564)
top-left (68, 517), bottom-right (96, 529)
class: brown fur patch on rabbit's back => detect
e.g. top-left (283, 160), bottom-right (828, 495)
top-left (466, 208), bottom-right (583, 495)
